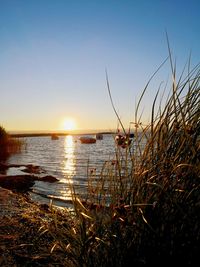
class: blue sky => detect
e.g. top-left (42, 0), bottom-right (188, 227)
top-left (0, 0), bottom-right (199, 132)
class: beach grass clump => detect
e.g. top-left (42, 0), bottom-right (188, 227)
top-left (46, 56), bottom-right (200, 266)
top-left (0, 126), bottom-right (23, 161)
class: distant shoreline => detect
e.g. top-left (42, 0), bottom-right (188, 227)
top-left (10, 131), bottom-right (114, 138)
top-left (10, 132), bottom-right (68, 138)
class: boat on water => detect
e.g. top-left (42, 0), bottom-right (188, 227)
top-left (79, 136), bottom-right (96, 144)
top-left (96, 133), bottom-right (103, 140)
top-left (51, 134), bottom-right (59, 140)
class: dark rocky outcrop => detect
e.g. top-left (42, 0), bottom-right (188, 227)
top-left (39, 175), bottom-right (59, 183)
top-left (0, 163), bottom-right (9, 174)
top-left (0, 173), bottom-right (59, 193)
top-left (0, 163), bottom-right (45, 175)
top-left (0, 163), bottom-right (59, 193)
top-left (22, 164), bottom-right (45, 174)
top-left (0, 175), bottom-right (35, 193)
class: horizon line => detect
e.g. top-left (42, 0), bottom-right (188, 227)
top-left (9, 130), bottom-right (116, 138)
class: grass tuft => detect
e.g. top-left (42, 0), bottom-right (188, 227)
top-left (46, 54), bottom-right (200, 266)
top-left (0, 126), bottom-right (23, 161)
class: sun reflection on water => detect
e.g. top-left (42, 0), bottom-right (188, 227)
top-left (62, 135), bottom-right (76, 183)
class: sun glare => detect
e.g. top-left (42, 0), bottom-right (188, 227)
top-left (62, 118), bottom-right (76, 131)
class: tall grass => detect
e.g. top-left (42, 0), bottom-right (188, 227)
top-left (0, 126), bottom-right (23, 161)
top-left (46, 56), bottom-right (200, 266)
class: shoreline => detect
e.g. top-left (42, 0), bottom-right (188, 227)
top-left (0, 162), bottom-right (59, 192)
top-left (10, 131), bottom-right (114, 138)
top-left (0, 162), bottom-right (75, 210)
top-left (0, 161), bottom-right (71, 265)
top-left (0, 186), bottom-right (68, 266)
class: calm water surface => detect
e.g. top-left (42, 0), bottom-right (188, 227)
top-left (8, 134), bottom-right (116, 207)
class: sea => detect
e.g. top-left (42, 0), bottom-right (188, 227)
top-left (7, 134), bottom-right (117, 208)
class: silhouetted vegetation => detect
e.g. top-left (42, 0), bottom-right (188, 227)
top-left (45, 51), bottom-right (200, 266)
top-left (0, 126), bottom-right (23, 161)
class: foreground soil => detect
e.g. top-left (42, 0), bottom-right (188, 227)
top-left (0, 187), bottom-right (67, 267)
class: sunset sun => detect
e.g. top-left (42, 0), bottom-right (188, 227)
top-left (62, 118), bottom-right (76, 131)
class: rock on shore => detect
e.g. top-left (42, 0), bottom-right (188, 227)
top-left (0, 175), bottom-right (35, 192)
top-left (0, 174), bottom-right (59, 193)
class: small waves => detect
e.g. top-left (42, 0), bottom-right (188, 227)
top-left (8, 134), bottom-right (116, 207)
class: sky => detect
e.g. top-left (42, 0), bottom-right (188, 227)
top-left (0, 0), bottom-right (200, 133)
